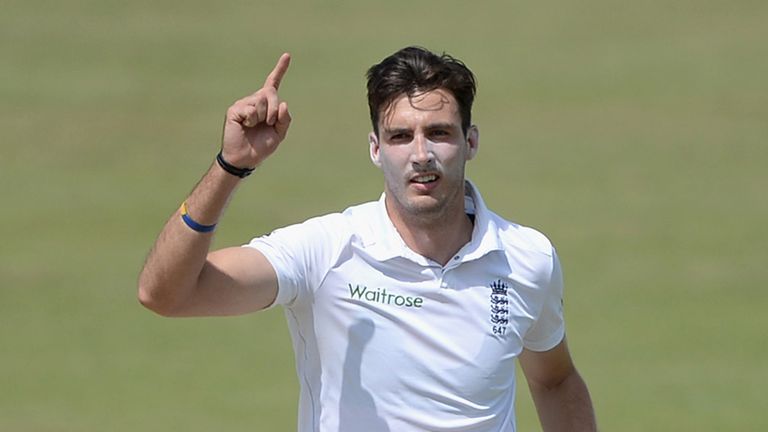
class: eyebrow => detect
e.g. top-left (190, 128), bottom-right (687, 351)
top-left (424, 122), bottom-right (459, 131)
top-left (383, 122), bottom-right (459, 135)
top-left (382, 127), bottom-right (411, 136)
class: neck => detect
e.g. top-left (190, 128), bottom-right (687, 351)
top-left (385, 195), bottom-right (474, 266)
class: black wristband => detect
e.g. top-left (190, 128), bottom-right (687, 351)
top-left (216, 151), bottom-right (255, 178)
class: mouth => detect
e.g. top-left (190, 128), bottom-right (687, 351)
top-left (409, 173), bottom-right (440, 192)
top-left (411, 174), bottom-right (437, 184)
top-left (411, 174), bottom-right (439, 184)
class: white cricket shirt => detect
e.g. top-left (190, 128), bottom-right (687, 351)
top-left (247, 181), bottom-right (565, 432)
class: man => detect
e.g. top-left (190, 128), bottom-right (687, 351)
top-left (139, 46), bottom-right (597, 431)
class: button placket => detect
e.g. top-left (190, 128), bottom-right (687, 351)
top-left (439, 266), bottom-right (449, 288)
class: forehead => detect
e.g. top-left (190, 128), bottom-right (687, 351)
top-left (380, 89), bottom-right (460, 128)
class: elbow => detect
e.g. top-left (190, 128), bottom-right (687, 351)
top-left (137, 280), bottom-right (180, 317)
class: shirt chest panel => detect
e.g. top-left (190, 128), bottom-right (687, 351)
top-left (309, 249), bottom-right (546, 404)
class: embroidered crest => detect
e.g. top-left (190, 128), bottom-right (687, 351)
top-left (489, 280), bottom-right (510, 335)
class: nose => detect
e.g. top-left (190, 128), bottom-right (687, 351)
top-left (411, 134), bottom-right (434, 167)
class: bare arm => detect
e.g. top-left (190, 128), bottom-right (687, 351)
top-left (519, 338), bottom-right (597, 432)
top-left (138, 54), bottom-right (292, 317)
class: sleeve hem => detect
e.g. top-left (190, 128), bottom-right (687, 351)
top-left (523, 326), bottom-right (565, 352)
top-left (242, 243), bottom-right (293, 309)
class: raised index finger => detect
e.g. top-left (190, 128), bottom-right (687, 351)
top-left (263, 53), bottom-right (291, 90)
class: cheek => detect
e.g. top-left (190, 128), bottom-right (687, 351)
top-left (378, 148), bottom-right (406, 169)
top-left (379, 154), bottom-right (411, 189)
top-left (436, 147), bottom-right (466, 169)
top-left (381, 161), bottom-right (403, 183)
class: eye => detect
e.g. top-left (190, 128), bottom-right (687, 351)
top-left (388, 132), bottom-right (412, 143)
top-left (429, 129), bottom-right (451, 139)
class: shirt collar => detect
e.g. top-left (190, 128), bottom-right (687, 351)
top-left (364, 180), bottom-right (504, 265)
top-left (461, 180), bottom-right (505, 262)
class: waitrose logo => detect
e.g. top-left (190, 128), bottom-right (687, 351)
top-left (348, 284), bottom-right (424, 308)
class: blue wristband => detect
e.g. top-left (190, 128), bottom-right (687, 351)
top-left (180, 202), bottom-right (217, 233)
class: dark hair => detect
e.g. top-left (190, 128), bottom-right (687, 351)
top-left (366, 46), bottom-right (477, 136)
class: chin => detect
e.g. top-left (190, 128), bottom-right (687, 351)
top-left (403, 196), bottom-right (447, 216)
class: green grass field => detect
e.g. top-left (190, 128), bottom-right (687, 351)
top-left (2, 0), bottom-right (767, 430)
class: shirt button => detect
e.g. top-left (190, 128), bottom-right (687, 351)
top-left (441, 282), bottom-right (448, 288)
top-left (454, 256), bottom-right (460, 261)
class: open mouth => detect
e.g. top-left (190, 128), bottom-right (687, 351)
top-left (411, 174), bottom-right (438, 184)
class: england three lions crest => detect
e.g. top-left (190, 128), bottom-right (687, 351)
top-left (489, 280), bottom-right (510, 336)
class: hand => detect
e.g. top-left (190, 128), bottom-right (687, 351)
top-left (220, 53), bottom-right (292, 168)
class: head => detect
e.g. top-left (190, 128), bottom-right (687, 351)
top-left (366, 46), bottom-right (477, 138)
top-left (365, 47), bottom-right (480, 223)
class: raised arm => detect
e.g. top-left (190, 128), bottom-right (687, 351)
top-left (138, 53), bottom-right (292, 317)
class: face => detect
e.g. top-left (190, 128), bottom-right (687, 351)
top-left (369, 89), bottom-right (479, 222)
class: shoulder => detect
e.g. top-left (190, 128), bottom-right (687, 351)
top-left (467, 181), bottom-right (554, 257)
top-left (489, 210), bottom-right (555, 257)
top-left (243, 200), bottom-right (379, 304)
top-left (258, 199), bottom-right (378, 245)
top-left (311, 199), bottom-right (379, 237)
top-left (340, 199), bottom-right (380, 222)
top-left (484, 209), bottom-right (561, 289)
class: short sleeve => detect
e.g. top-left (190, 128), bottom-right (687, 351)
top-left (522, 248), bottom-right (565, 351)
top-left (244, 214), bottom-right (347, 308)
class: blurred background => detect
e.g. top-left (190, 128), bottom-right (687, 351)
top-left (2, 0), bottom-right (766, 430)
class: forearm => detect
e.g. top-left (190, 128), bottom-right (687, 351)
top-left (529, 369), bottom-right (597, 432)
top-left (138, 161), bottom-right (241, 315)
top-left (139, 53), bottom-right (291, 316)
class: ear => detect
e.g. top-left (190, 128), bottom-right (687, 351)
top-left (369, 132), bottom-right (382, 168)
top-left (466, 125), bottom-right (479, 161)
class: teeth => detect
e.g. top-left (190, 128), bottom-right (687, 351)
top-left (413, 175), bottom-right (437, 183)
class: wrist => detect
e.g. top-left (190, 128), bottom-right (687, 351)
top-left (216, 151), bottom-right (256, 178)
